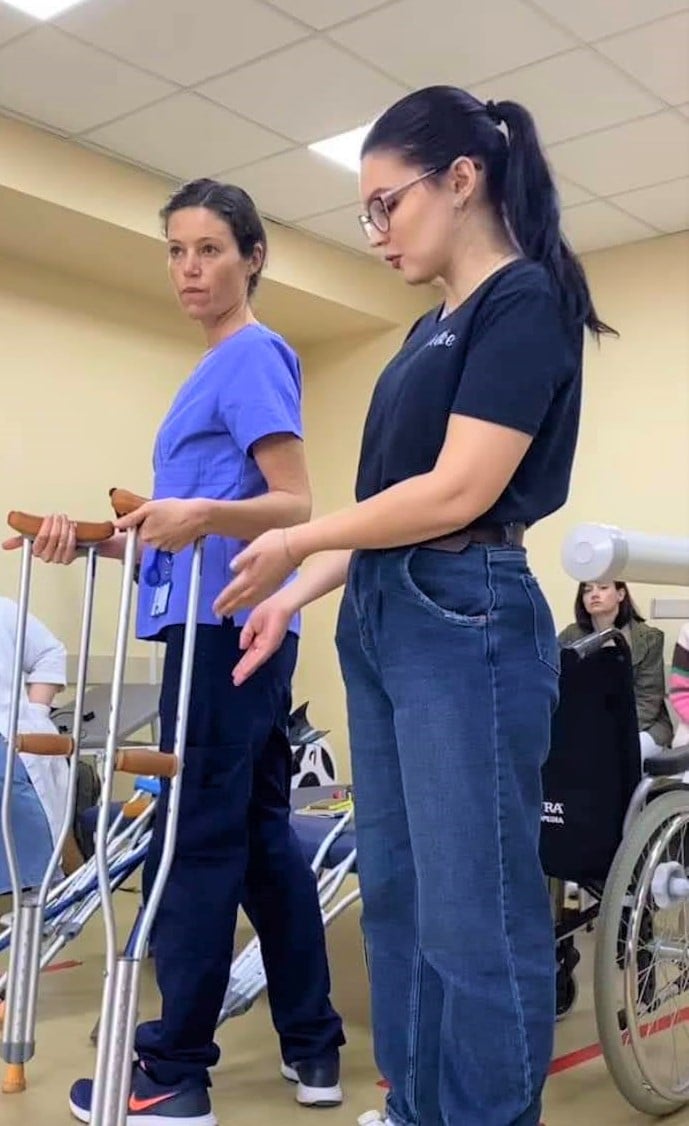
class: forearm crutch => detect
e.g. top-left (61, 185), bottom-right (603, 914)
top-left (1, 509), bottom-right (114, 1095)
top-left (88, 488), bottom-right (203, 1126)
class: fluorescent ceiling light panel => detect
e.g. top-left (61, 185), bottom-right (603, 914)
top-left (1, 0), bottom-right (87, 18)
top-left (309, 121), bottom-right (374, 173)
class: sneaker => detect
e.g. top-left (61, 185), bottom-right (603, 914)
top-left (281, 1055), bottom-right (343, 1107)
top-left (357, 1113), bottom-right (394, 1125)
top-left (69, 1063), bottom-right (217, 1125)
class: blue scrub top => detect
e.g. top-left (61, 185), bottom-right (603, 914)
top-left (136, 323), bottom-right (303, 642)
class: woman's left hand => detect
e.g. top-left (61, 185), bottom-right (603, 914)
top-left (115, 498), bottom-right (208, 552)
top-left (213, 528), bottom-right (300, 618)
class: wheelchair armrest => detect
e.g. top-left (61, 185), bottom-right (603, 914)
top-left (565, 628), bottom-right (630, 661)
top-left (643, 744), bottom-right (689, 778)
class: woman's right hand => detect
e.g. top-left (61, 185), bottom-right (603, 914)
top-left (2, 514), bottom-right (78, 564)
top-left (231, 594), bottom-right (292, 687)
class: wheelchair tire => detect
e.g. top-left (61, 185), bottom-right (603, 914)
top-left (595, 789), bottom-right (689, 1117)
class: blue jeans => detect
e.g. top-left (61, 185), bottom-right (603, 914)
top-left (335, 544), bottom-right (559, 1126)
top-left (135, 621), bottom-right (344, 1086)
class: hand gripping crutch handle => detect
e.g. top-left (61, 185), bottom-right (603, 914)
top-left (14, 735), bottom-right (75, 756)
top-left (108, 489), bottom-right (150, 518)
top-left (7, 511), bottom-right (113, 546)
top-left (114, 749), bottom-right (177, 779)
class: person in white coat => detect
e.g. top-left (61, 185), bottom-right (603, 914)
top-left (0, 596), bottom-right (69, 892)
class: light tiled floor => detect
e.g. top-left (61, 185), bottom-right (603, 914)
top-left (2, 882), bottom-right (689, 1125)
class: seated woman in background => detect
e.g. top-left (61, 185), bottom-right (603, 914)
top-left (669, 622), bottom-right (689, 748)
top-left (559, 581), bottom-right (673, 759)
top-left (0, 595), bottom-right (77, 893)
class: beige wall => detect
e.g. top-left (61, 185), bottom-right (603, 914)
top-left (0, 254), bottom-right (199, 665)
top-left (295, 232), bottom-right (689, 762)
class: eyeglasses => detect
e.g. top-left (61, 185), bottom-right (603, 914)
top-left (358, 158), bottom-right (484, 241)
top-left (358, 168), bottom-right (442, 240)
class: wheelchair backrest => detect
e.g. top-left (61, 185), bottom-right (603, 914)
top-left (540, 644), bottom-right (641, 883)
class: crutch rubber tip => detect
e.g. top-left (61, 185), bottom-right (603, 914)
top-left (2, 1064), bottom-right (26, 1094)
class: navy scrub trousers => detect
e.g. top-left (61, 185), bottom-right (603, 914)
top-left (135, 619), bottom-right (345, 1087)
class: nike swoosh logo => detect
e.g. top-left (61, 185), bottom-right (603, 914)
top-left (128, 1092), bottom-right (177, 1112)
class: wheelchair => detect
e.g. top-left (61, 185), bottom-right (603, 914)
top-left (542, 628), bottom-right (689, 1117)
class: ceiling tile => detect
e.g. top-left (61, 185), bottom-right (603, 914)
top-left (471, 49), bottom-right (661, 145)
top-left (330, 0), bottom-right (575, 88)
top-left (0, 27), bottom-right (174, 135)
top-left (530, 0), bottom-right (689, 41)
top-left (558, 178), bottom-right (594, 206)
top-left (298, 203), bottom-right (368, 251)
top-left (549, 112), bottom-right (689, 195)
top-left (0, 5), bottom-right (33, 45)
top-left (596, 13), bottom-right (689, 106)
top-left (199, 39), bottom-right (406, 144)
top-left (215, 148), bottom-right (360, 221)
top-left (562, 199), bottom-right (657, 252)
top-left (83, 93), bottom-right (290, 180)
top-left (266, 0), bottom-right (389, 29)
top-left (56, 0), bottom-right (306, 86)
top-left (612, 177), bottom-right (689, 232)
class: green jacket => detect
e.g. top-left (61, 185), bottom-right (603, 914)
top-left (558, 619), bottom-right (674, 748)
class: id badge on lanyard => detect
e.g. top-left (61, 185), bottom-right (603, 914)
top-left (145, 550), bottom-right (173, 617)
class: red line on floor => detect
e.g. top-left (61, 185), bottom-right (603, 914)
top-left (549, 1005), bottom-right (689, 1076)
top-left (42, 960), bottom-right (82, 974)
top-left (549, 1041), bottom-right (602, 1075)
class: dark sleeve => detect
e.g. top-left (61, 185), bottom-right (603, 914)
top-left (635, 629), bottom-right (668, 732)
top-left (452, 284), bottom-right (572, 437)
top-left (557, 622), bottom-right (581, 647)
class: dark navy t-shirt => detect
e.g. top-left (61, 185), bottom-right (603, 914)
top-left (355, 260), bottom-right (583, 528)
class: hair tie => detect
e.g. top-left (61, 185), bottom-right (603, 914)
top-left (485, 100), bottom-right (502, 125)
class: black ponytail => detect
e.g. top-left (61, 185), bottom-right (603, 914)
top-left (361, 86), bottom-right (616, 338)
top-left (488, 99), bottom-right (615, 336)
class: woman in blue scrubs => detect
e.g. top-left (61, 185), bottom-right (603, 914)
top-left (7, 179), bottom-right (344, 1126)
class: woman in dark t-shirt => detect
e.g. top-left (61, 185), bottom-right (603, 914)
top-left (214, 86), bottom-right (616, 1126)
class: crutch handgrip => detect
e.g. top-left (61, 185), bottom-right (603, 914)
top-left (15, 734), bottom-right (75, 756)
top-left (114, 749), bottom-right (178, 778)
top-left (109, 488), bottom-right (150, 518)
top-left (7, 511), bottom-right (114, 545)
top-left (121, 795), bottom-right (153, 819)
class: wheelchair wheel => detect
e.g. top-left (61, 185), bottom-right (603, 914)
top-left (595, 789), bottom-right (689, 1116)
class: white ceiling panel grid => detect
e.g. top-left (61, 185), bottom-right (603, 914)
top-left (470, 49), bottom-right (663, 145)
top-left (0, 26), bottom-right (175, 135)
top-left (562, 199), bottom-right (658, 253)
top-left (263, 0), bottom-right (396, 30)
top-left (299, 203), bottom-right (368, 252)
top-left (611, 178), bottom-right (689, 233)
top-left (329, 0), bottom-right (577, 88)
top-left (56, 0), bottom-right (308, 85)
top-left (83, 93), bottom-right (291, 181)
top-left (549, 113), bottom-right (689, 197)
top-left (198, 39), bottom-right (408, 144)
top-left (215, 148), bottom-right (361, 221)
top-left (0, 0), bottom-right (686, 256)
top-left (529, 0), bottom-right (689, 41)
top-left (595, 12), bottom-right (689, 106)
top-left (0, 5), bottom-right (33, 45)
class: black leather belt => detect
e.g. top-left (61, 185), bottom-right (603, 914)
top-left (421, 523), bottom-right (525, 552)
